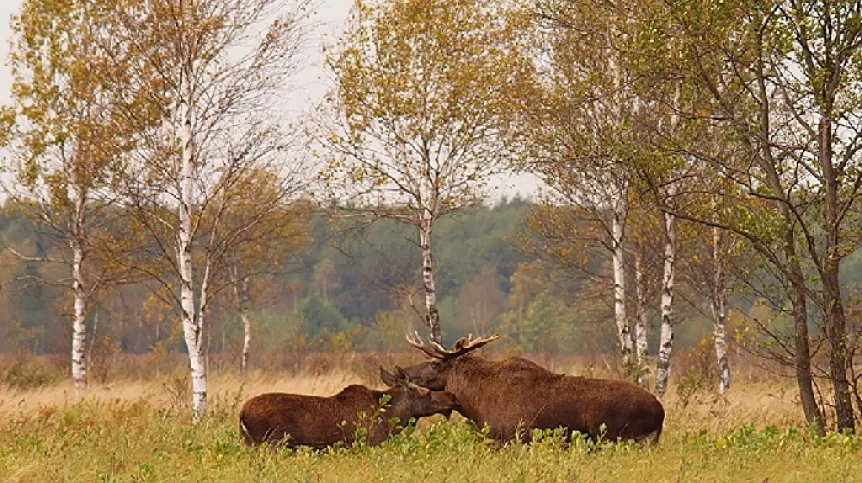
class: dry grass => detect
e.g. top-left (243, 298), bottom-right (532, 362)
top-left (0, 355), bottom-right (858, 482)
top-left (0, 352), bottom-right (806, 433)
top-left (0, 370), bottom-right (368, 415)
top-left (0, 374), bottom-right (805, 432)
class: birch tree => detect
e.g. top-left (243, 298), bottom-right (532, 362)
top-left (653, 202), bottom-right (677, 397)
top-left (633, 250), bottom-right (650, 388)
top-left (625, 201), bottom-right (671, 389)
top-left (221, 173), bottom-right (310, 375)
top-left (320, 0), bottom-right (534, 344)
top-left (710, 226), bottom-right (731, 394)
top-left (226, 222), bottom-right (308, 375)
top-left (98, 0), bottom-right (310, 421)
top-left (530, 0), bottom-right (648, 372)
top-left (629, 0), bottom-right (862, 432)
top-left (653, 85), bottom-right (683, 398)
top-left (1, 0), bottom-right (141, 394)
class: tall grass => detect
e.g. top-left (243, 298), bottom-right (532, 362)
top-left (0, 385), bottom-right (859, 482)
top-left (0, 355), bottom-right (859, 482)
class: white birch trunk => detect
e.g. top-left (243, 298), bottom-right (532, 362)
top-left (87, 310), bottom-right (99, 372)
top-left (634, 252), bottom-right (649, 389)
top-left (712, 226), bottom-right (731, 394)
top-left (70, 184), bottom-right (88, 394)
top-left (654, 210), bottom-right (677, 397)
top-left (199, 260), bottom-right (212, 382)
top-left (241, 311), bottom-right (252, 373)
top-left (611, 185), bottom-right (632, 369)
top-left (71, 238), bottom-right (88, 394)
top-left (419, 215), bottom-right (442, 344)
top-left (178, 71), bottom-right (207, 422)
top-left (232, 270), bottom-right (252, 374)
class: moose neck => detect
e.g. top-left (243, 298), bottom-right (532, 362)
top-left (441, 356), bottom-right (494, 420)
top-left (340, 387), bottom-right (402, 445)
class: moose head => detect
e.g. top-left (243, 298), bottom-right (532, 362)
top-left (399, 332), bottom-right (500, 390)
top-left (379, 365), bottom-right (459, 419)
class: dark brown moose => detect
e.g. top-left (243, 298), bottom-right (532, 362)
top-left (402, 333), bottom-right (665, 444)
top-left (239, 366), bottom-right (458, 448)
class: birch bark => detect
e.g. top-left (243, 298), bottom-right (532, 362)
top-left (634, 252), bottom-right (649, 389)
top-left (71, 245), bottom-right (87, 392)
top-left (418, 145), bottom-right (442, 344)
top-left (419, 214), bottom-right (442, 345)
top-left (241, 310), bottom-right (252, 373)
top-left (611, 185), bottom-right (632, 370)
top-left (70, 183), bottom-right (88, 394)
top-left (178, 70), bottom-right (207, 422)
top-left (654, 81), bottom-right (682, 397)
top-left (231, 266), bottom-right (252, 374)
top-left (711, 226), bottom-right (730, 394)
top-left (654, 210), bottom-right (676, 397)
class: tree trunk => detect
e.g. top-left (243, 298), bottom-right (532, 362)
top-left (634, 252), bottom-right (649, 389)
top-left (232, 270), bottom-right (252, 375)
top-left (71, 237), bottom-right (88, 395)
top-left (820, 116), bottom-right (854, 433)
top-left (611, 185), bottom-right (632, 372)
top-left (786, 235), bottom-right (824, 435)
top-left (711, 226), bottom-right (730, 394)
top-left (608, 25), bottom-right (632, 372)
top-left (70, 182), bottom-right (88, 394)
top-left (654, 210), bottom-right (676, 397)
top-left (419, 216), bottom-right (442, 344)
top-left (653, 81), bottom-right (682, 395)
top-left (745, 41), bottom-right (825, 433)
top-left (824, 268), bottom-right (854, 432)
top-left (241, 311), bottom-right (252, 373)
top-left (87, 310), bottom-right (98, 375)
top-left (179, 72), bottom-right (207, 422)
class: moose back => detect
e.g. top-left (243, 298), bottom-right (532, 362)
top-left (402, 333), bottom-right (665, 443)
top-left (239, 366), bottom-right (458, 448)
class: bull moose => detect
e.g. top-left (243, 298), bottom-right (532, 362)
top-left (401, 333), bottom-right (665, 444)
top-left (239, 366), bottom-right (458, 447)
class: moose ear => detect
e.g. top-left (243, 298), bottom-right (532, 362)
top-left (452, 337), bottom-right (468, 351)
top-left (379, 366), bottom-right (397, 387)
top-left (394, 365), bottom-right (410, 384)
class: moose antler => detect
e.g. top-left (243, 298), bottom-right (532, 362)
top-left (405, 331), bottom-right (444, 359)
top-left (405, 332), bottom-right (500, 360)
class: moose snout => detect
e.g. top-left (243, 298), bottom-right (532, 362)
top-left (431, 390), bottom-right (459, 418)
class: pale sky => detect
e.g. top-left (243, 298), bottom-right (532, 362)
top-left (0, 0), bottom-right (353, 119)
top-left (0, 0), bottom-right (18, 106)
top-left (0, 0), bottom-right (540, 200)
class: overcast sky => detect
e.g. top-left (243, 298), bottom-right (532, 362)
top-left (0, 1), bottom-right (19, 106)
top-left (0, 0), bottom-right (540, 199)
top-left (0, 0), bottom-right (353, 117)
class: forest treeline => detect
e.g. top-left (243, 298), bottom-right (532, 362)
top-left (6, 191), bottom-right (862, 365)
top-left (0, 197), bottom-right (723, 358)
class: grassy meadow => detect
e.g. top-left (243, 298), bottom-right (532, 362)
top-left (0, 355), bottom-right (860, 482)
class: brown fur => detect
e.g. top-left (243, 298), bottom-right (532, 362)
top-left (401, 355), bottom-right (665, 443)
top-left (239, 367), bottom-right (458, 448)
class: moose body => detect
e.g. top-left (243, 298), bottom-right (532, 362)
top-left (239, 368), bottom-right (458, 448)
top-left (403, 335), bottom-right (665, 443)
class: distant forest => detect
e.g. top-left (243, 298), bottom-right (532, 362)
top-left (0, 196), bottom-right (773, 359)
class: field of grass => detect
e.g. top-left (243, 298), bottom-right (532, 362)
top-left (0, 360), bottom-right (860, 482)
